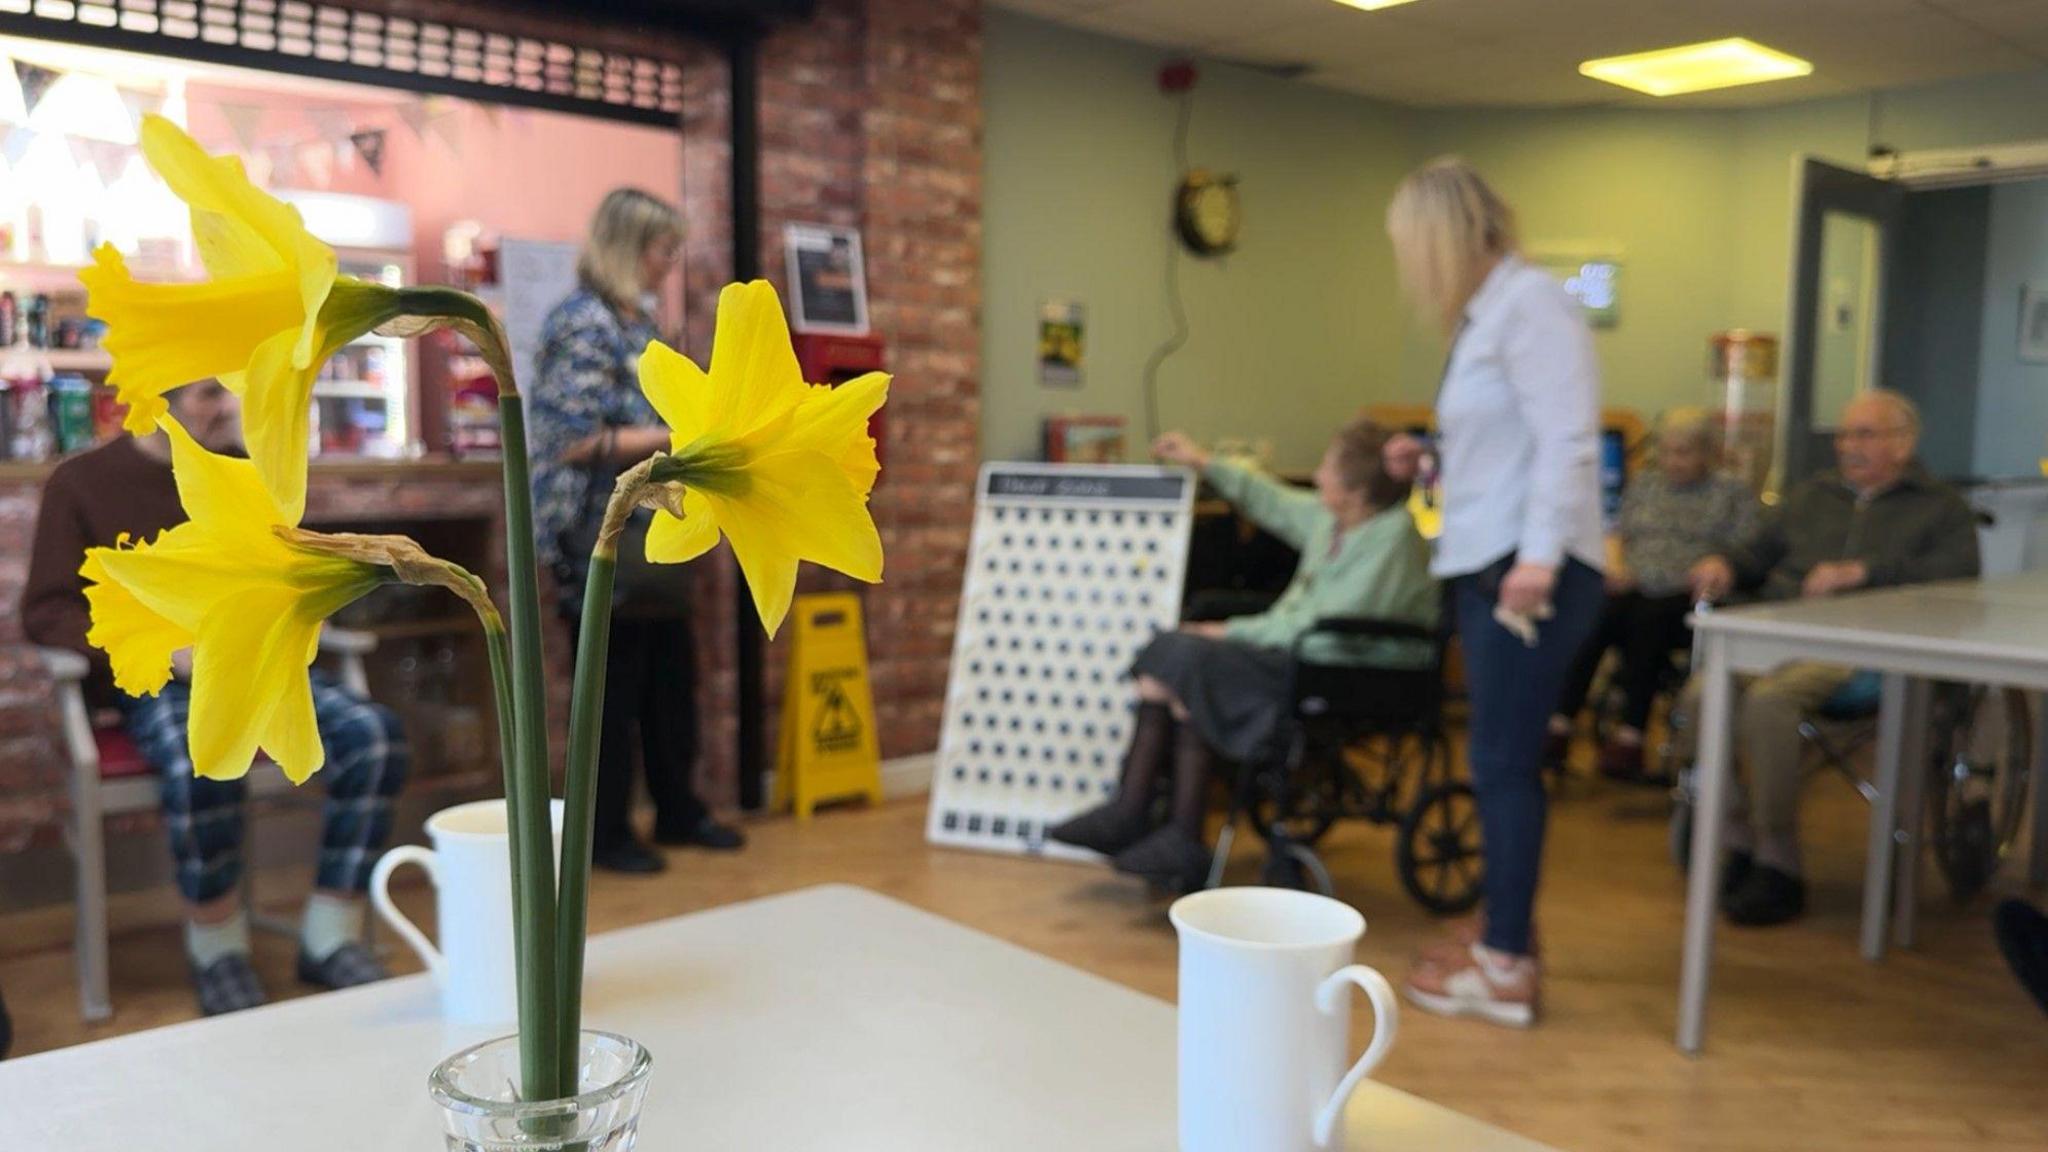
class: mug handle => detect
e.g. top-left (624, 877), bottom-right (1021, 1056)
top-left (1311, 964), bottom-right (1400, 1147)
top-left (369, 845), bottom-right (444, 979)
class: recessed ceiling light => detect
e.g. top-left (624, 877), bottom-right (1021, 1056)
top-left (1329, 0), bottom-right (1425, 11)
top-left (1580, 37), bottom-right (1813, 97)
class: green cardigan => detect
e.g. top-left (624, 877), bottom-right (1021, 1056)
top-left (1205, 459), bottom-right (1440, 666)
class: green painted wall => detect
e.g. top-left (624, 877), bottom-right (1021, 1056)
top-left (982, 11), bottom-right (2048, 474)
top-left (1398, 106), bottom-right (1741, 414)
top-left (982, 10), bottom-right (1413, 471)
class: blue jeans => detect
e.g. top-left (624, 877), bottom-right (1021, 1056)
top-left (1452, 558), bottom-right (1604, 956)
top-left (122, 671), bottom-right (409, 904)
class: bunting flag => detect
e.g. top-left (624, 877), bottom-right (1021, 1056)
top-left (83, 138), bottom-right (127, 185)
top-left (217, 102), bottom-right (266, 154)
top-left (13, 61), bottom-right (59, 116)
top-left (395, 99), bottom-right (434, 143)
top-left (425, 105), bottom-right (464, 154)
top-left (268, 142), bottom-right (299, 185)
top-left (2, 126), bottom-right (33, 166)
top-left (307, 106), bottom-right (353, 147)
top-left (245, 149), bottom-right (274, 186)
top-left (298, 140), bottom-right (333, 187)
top-left (349, 128), bottom-right (387, 176)
top-left (476, 101), bottom-right (501, 132)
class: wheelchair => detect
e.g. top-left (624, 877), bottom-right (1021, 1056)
top-left (1668, 668), bottom-right (2034, 903)
top-left (1206, 615), bottom-right (1483, 914)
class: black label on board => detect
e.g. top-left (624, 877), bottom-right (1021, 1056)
top-left (985, 470), bottom-right (1186, 503)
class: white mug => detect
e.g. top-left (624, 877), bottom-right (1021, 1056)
top-left (370, 798), bottom-right (564, 1025)
top-left (1170, 887), bottom-right (1398, 1152)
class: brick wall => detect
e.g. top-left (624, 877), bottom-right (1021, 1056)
top-left (684, 0), bottom-right (982, 806)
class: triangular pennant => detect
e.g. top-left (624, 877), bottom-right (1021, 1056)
top-left (395, 100), bottom-right (433, 143)
top-left (86, 139), bottom-right (126, 185)
top-left (476, 101), bottom-right (501, 131)
top-left (245, 149), bottom-right (274, 187)
top-left (426, 107), bottom-right (464, 155)
top-left (217, 102), bottom-right (266, 154)
top-left (349, 128), bottom-right (386, 176)
top-left (298, 141), bottom-right (333, 187)
top-left (13, 62), bottom-right (60, 116)
top-left (2, 126), bottom-right (33, 166)
top-left (269, 143), bottom-right (298, 185)
top-left (308, 106), bottom-right (352, 145)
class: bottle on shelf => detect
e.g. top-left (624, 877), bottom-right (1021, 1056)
top-left (0, 291), bottom-right (15, 348)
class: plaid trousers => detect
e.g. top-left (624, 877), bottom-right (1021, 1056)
top-left (122, 671), bottom-right (409, 904)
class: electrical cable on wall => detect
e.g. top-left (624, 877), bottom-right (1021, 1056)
top-left (1141, 81), bottom-right (1195, 446)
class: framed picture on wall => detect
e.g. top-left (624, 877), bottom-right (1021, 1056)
top-left (2021, 283), bottom-right (2048, 364)
top-left (783, 223), bottom-right (870, 335)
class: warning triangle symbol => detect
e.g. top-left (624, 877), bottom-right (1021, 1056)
top-left (814, 682), bottom-right (862, 747)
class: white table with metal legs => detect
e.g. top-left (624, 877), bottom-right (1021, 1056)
top-left (1679, 574), bottom-right (2048, 1054)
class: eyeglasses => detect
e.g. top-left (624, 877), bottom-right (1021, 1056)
top-left (1834, 426), bottom-right (1906, 443)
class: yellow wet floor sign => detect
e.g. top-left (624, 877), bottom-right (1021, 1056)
top-left (775, 592), bottom-right (883, 820)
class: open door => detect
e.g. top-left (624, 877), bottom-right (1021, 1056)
top-left (1782, 158), bottom-right (1904, 486)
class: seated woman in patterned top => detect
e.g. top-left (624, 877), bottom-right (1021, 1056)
top-left (1047, 420), bottom-right (1438, 892)
top-left (1547, 407), bottom-right (1758, 782)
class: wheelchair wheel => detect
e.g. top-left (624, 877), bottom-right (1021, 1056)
top-left (1927, 685), bottom-right (2032, 903)
top-left (1247, 764), bottom-right (1343, 848)
top-left (1397, 780), bottom-right (1483, 915)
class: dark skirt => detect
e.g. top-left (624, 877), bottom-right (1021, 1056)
top-left (1130, 631), bottom-right (1293, 762)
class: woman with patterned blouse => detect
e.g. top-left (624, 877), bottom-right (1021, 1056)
top-left (529, 188), bottom-right (745, 875)
top-left (1547, 408), bottom-right (1758, 782)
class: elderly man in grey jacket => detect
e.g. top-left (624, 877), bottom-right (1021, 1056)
top-left (1680, 389), bottom-right (1980, 928)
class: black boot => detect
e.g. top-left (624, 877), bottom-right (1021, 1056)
top-left (1113, 826), bottom-right (1211, 892)
top-left (1047, 802), bottom-right (1153, 855)
top-left (1724, 864), bottom-right (1806, 926)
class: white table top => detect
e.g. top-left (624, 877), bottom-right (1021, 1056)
top-left (1691, 574), bottom-right (2048, 667)
top-left (0, 885), bottom-right (1556, 1151)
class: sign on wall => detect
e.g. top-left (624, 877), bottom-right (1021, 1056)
top-left (783, 223), bottom-right (870, 335)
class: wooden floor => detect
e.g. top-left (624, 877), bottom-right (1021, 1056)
top-left (2, 770), bottom-right (2045, 1151)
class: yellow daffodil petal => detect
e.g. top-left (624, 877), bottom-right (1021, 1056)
top-left (644, 488), bottom-right (720, 565)
top-left (187, 589), bottom-right (325, 781)
top-left (788, 373), bottom-right (888, 497)
top-left (139, 115), bottom-right (337, 369)
top-left (91, 523), bottom-right (262, 634)
top-left (79, 246), bottom-right (305, 435)
top-left (705, 281), bottom-right (807, 439)
top-left (638, 340), bottom-right (716, 447)
top-left (161, 415), bottom-right (293, 537)
top-left (707, 449), bottom-right (883, 636)
top-left (239, 330), bottom-right (320, 523)
top-left (80, 548), bottom-right (191, 698)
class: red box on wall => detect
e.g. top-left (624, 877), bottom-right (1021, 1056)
top-left (794, 331), bottom-right (888, 483)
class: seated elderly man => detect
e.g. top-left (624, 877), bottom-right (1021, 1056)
top-left (22, 379), bottom-right (408, 1016)
top-left (1678, 389), bottom-right (1978, 927)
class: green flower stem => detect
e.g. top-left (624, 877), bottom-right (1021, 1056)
top-left (496, 398), bottom-right (562, 1102)
top-left (555, 550), bottom-right (615, 1080)
top-left (481, 622), bottom-right (529, 1057)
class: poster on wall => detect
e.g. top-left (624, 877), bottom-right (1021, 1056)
top-left (498, 238), bottom-right (582, 384)
top-left (783, 223), bottom-right (869, 335)
top-left (2021, 283), bottom-right (2048, 364)
top-left (1532, 252), bottom-right (1622, 329)
top-left (1037, 298), bottom-right (1085, 388)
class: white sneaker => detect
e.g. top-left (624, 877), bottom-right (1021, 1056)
top-left (1403, 941), bottom-right (1538, 1029)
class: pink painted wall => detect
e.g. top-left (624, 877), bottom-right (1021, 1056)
top-left (183, 84), bottom-right (682, 286)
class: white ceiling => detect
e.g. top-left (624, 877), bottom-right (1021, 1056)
top-left (991, 0), bottom-right (2048, 109)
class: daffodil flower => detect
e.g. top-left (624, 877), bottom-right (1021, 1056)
top-left (79, 115), bottom-right (403, 523)
top-left (81, 418), bottom-right (485, 783)
top-left (627, 280), bottom-right (886, 636)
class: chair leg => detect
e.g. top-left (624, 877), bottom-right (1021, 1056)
top-left (65, 738), bottom-right (112, 1023)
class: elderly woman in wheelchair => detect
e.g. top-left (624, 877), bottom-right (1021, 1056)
top-left (1047, 419), bottom-right (1437, 892)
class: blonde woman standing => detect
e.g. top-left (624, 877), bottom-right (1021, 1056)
top-left (1386, 158), bottom-right (1605, 1027)
top-left (529, 188), bottom-right (745, 874)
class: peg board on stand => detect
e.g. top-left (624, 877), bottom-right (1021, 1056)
top-left (927, 463), bottom-right (1196, 858)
